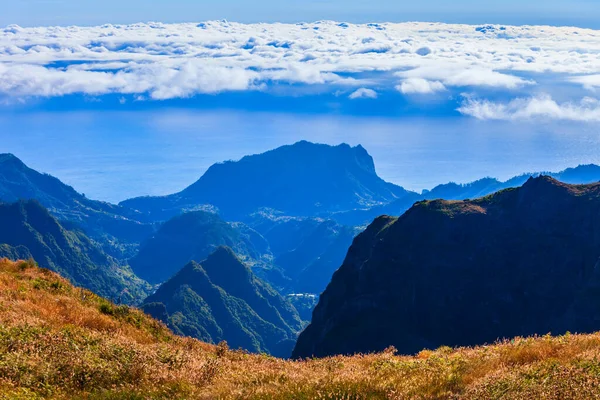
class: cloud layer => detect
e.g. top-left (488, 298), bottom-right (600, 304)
top-left (458, 95), bottom-right (600, 122)
top-left (1, 20), bottom-right (600, 120)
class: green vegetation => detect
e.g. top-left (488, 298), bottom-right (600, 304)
top-left (0, 200), bottom-right (150, 304)
top-left (141, 247), bottom-right (303, 357)
top-left (286, 293), bottom-right (319, 321)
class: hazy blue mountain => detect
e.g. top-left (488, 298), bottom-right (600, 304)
top-left (332, 164), bottom-right (600, 226)
top-left (142, 247), bottom-right (303, 357)
top-left (121, 141), bottom-right (415, 221)
top-left (286, 294), bottom-right (319, 322)
top-left (0, 200), bottom-right (150, 303)
top-left (248, 213), bottom-right (359, 294)
top-left (330, 193), bottom-right (421, 227)
top-left (130, 209), bottom-right (357, 298)
top-left (545, 164), bottom-right (600, 184)
top-left (294, 177), bottom-right (600, 358)
top-left (425, 164), bottom-right (600, 200)
top-left (0, 153), bottom-right (154, 259)
top-left (129, 210), bottom-right (278, 285)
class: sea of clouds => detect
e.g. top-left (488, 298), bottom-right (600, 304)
top-left (2, 20), bottom-right (600, 121)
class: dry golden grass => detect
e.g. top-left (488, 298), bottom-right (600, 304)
top-left (2, 258), bottom-right (600, 399)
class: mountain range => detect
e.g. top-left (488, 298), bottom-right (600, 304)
top-left (2, 143), bottom-right (600, 358)
top-left (294, 177), bottom-right (600, 358)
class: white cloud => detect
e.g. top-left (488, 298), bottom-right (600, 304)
top-left (458, 94), bottom-right (600, 122)
top-left (397, 78), bottom-right (446, 94)
top-left (396, 66), bottom-right (534, 90)
top-left (571, 75), bottom-right (600, 91)
top-left (443, 68), bottom-right (532, 89)
top-left (0, 21), bottom-right (599, 100)
top-left (349, 88), bottom-right (377, 99)
top-left (0, 61), bottom-right (259, 99)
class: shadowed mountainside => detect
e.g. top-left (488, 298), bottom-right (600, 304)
top-left (247, 212), bottom-right (360, 294)
top-left (294, 176), bottom-right (600, 358)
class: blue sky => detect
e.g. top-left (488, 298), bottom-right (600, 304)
top-left (4, 0), bottom-right (600, 28)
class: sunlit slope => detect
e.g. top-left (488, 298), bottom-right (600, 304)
top-left (2, 258), bottom-right (600, 399)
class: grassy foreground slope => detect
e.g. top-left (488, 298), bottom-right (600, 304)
top-left (2, 259), bottom-right (600, 399)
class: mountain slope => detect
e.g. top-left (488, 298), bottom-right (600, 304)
top-left (294, 176), bottom-right (600, 358)
top-left (0, 153), bottom-right (154, 258)
top-left (129, 210), bottom-right (273, 284)
top-left (248, 214), bottom-right (358, 294)
top-left (0, 200), bottom-right (149, 303)
top-left (4, 257), bottom-right (600, 399)
top-left (121, 141), bottom-right (414, 220)
top-left (142, 247), bottom-right (303, 357)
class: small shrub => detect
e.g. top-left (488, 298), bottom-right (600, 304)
top-left (17, 259), bottom-right (36, 271)
top-left (114, 305), bottom-right (130, 317)
top-left (99, 303), bottom-right (114, 316)
top-left (216, 341), bottom-right (229, 357)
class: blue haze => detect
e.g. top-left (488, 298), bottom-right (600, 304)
top-left (1, 108), bottom-right (599, 204)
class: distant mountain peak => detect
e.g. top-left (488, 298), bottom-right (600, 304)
top-left (122, 141), bottom-right (410, 220)
top-left (202, 245), bottom-right (253, 283)
top-left (520, 175), bottom-right (575, 197)
top-left (176, 260), bottom-right (212, 283)
top-left (0, 153), bottom-right (25, 168)
top-left (524, 174), bottom-right (559, 184)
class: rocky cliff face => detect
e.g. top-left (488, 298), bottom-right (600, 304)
top-left (293, 176), bottom-right (600, 358)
